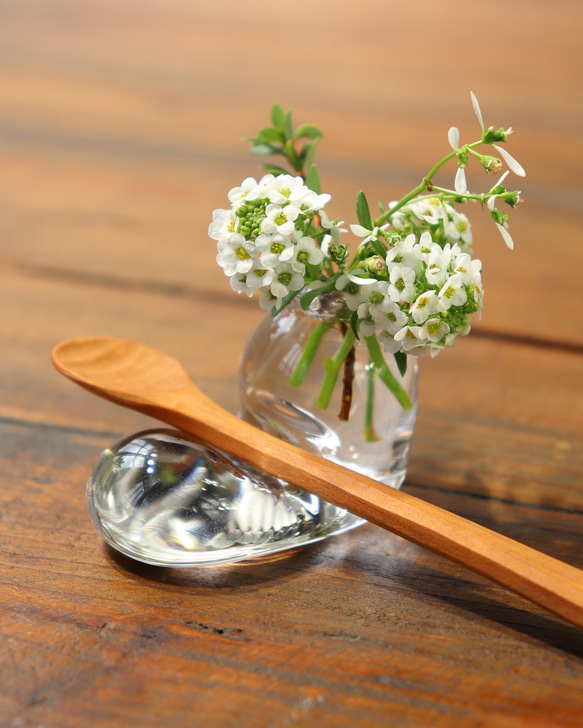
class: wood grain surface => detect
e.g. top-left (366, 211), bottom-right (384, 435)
top-left (1, 1), bottom-right (582, 726)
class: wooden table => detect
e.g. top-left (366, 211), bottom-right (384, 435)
top-left (1, 1), bottom-right (582, 725)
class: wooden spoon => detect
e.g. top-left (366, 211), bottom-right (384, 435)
top-left (52, 336), bottom-right (583, 629)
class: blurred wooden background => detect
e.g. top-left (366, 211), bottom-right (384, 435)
top-left (1, 1), bottom-right (583, 726)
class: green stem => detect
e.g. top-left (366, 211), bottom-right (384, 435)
top-left (317, 327), bottom-right (357, 410)
top-left (290, 321), bottom-right (332, 387)
top-left (374, 140), bottom-right (483, 227)
top-left (364, 335), bottom-right (412, 410)
top-left (364, 361), bottom-right (380, 442)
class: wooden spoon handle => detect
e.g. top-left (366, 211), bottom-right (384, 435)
top-left (144, 386), bottom-right (583, 629)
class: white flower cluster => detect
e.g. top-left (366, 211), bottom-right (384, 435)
top-left (209, 177), bottom-right (485, 358)
top-left (209, 174), bottom-right (330, 310)
top-left (339, 230), bottom-right (483, 357)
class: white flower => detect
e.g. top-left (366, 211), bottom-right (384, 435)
top-left (269, 261), bottom-right (305, 303)
top-left (408, 197), bottom-right (446, 225)
top-left (387, 233), bottom-right (423, 270)
top-left (216, 233), bottom-right (256, 276)
top-left (356, 282), bottom-right (393, 329)
top-left (371, 302), bottom-right (408, 335)
top-left (261, 203), bottom-right (301, 236)
top-left (388, 265), bottom-right (417, 303)
top-left (228, 177), bottom-right (261, 207)
top-left (413, 231), bottom-right (434, 261)
top-left (267, 175), bottom-right (305, 205)
top-left (229, 264), bottom-right (274, 298)
top-left (445, 210), bottom-right (473, 248)
top-left (452, 253), bottom-right (481, 286)
top-left (289, 236), bottom-right (325, 273)
top-left (320, 209), bottom-right (346, 244)
top-left (438, 273), bottom-right (468, 311)
top-left (421, 318), bottom-right (450, 343)
top-left (377, 330), bottom-right (402, 354)
top-left (359, 319), bottom-right (376, 337)
top-left (208, 208), bottom-right (238, 241)
top-left (291, 187), bottom-right (331, 213)
top-left (243, 264), bottom-right (274, 296)
top-left (335, 274), bottom-right (374, 311)
top-left (409, 290), bottom-right (440, 324)
top-left (256, 233), bottom-right (294, 268)
top-left (425, 244), bottom-right (453, 287)
top-left (394, 325), bottom-right (428, 352)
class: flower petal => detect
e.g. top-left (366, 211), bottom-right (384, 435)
top-left (493, 144), bottom-right (526, 177)
top-left (470, 91), bottom-right (484, 130)
top-left (350, 224), bottom-right (370, 237)
top-left (495, 222), bottom-right (515, 250)
top-left (448, 126), bottom-right (460, 150)
top-left (455, 167), bottom-right (467, 194)
top-left (346, 272), bottom-right (377, 285)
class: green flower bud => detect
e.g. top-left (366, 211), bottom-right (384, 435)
top-left (327, 242), bottom-right (350, 265)
top-left (457, 150), bottom-right (469, 167)
top-left (363, 255), bottom-right (386, 275)
top-left (490, 208), bottom-right (509, 226)
top-left (482, 126), bottom-right (509, 144)
top-left (480, 155), bottom-right (503, 174)
top-left (500, 190), bottom-right (522, 208)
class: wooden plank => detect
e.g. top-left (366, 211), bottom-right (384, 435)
top-left (0, 2), bottom-right (582, 348)
top-left (1, 420), bottom-right (583, 727)
top-left (1, 1), bottom-right (582, 724)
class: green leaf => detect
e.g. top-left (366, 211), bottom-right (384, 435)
top-left (250, 143), bottom-right (278, 156)
top-left (394, 351), bottom-right (408, 377)
top-left (305, 163), bottom-right (321, 193)
top-left (370, 237), bottom-right (388, 258)
top-left (306, 137), bottom-right (319, 169)
top-left (261, 163), bottom-right (289, 176)
top-left (299, 283), bottom-right (331, 310)
top-left (270, 103), bottom-right (285, 129)
top-left (283, 110), bottom-right (293, 140)
top-left (294, 123), bottom-right (322, 140)
top-left (270, 289), bottom-right (299, 317)
top-left (356, 190), bottom-right (373, 229)
top-left (258, 126), bottom-right (285, 143)
top-left (284, 139), bottom-right (302, 171)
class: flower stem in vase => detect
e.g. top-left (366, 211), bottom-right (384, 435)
top-left (290, 320), bottom-right (332, 387)
top-left (364, 335), bottom-right (412, 410)
top-left (338, 322), bottom-right (356, 421)
top-left (317, 326), bottom-right (357, 411)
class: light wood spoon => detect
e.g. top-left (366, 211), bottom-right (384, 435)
top-left (52, 336), bottom-right (583, 629)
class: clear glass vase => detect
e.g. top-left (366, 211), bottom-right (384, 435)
top-left (85, 295), bottom-right (419, 567)
top-left (239, 292), bottom-right (419, 531)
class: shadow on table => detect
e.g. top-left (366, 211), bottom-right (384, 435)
top-left (104, 540), bottom-right (324, 590)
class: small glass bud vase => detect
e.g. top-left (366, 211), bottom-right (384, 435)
top-left (239, 292), bottom-right (419, 513)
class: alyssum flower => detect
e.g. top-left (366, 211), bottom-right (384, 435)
top-left (209, 95), bottom-right (524, 432)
